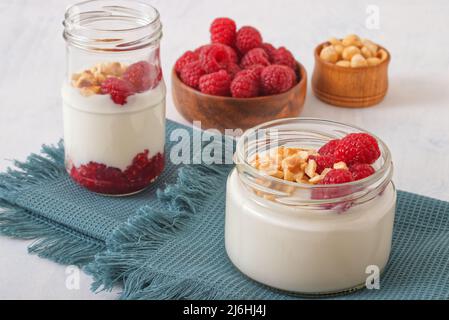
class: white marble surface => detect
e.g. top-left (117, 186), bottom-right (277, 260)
top-left (1, 0), bottom-right (449, 299)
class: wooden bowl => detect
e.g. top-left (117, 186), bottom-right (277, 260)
top-left (312, 42), bottom-right (390, 108)
top-left (172, 62), bottom-right (307, 133)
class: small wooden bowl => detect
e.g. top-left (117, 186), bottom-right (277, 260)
top-left (312, 42), bottom-right (390, 108)
top-left (172, 62), bottom-right (307, 133)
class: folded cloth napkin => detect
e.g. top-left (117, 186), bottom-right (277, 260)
top-left (1, 120), bottom-right (448, 300)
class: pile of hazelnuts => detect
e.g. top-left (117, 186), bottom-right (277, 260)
top-left (319, 34), bottom-right (388, 68)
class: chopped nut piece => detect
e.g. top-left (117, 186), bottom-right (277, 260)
top-left (270, 170), bottom-right (284, 179)
top-left (74, 70), bottom-right (97, 88)
top-left (283, 168), bottom-right (296, 182)
top-left (309, 175), bottom-right (323, 184)
top-left (321, 168), bottom-right (332, 177)
top-left (282, 156), bottom-right (303, 173)
top-left (295, 172), bottom-right (305, 183)
top-left (71, 73), bottom-right (82, 82)
top-left (99, 62), bottom-right (126, 77)
top-left (305, 159), bottom-right (318, 178)
top-left (297, 151), bottom-right (309, 162)
top-left (283, 147), bottom-right (301, 157)
top-left (333, 161), bottom-right (348, 170)
top-left (80, 86), bottom-right (101, 97)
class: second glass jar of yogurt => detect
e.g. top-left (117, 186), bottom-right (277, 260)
top-left (62, 0), bottom-right (165, 195)
top-left (225, 118), bottom-right (396, 295)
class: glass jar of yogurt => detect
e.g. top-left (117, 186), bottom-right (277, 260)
top-left (225, 118), bottom-right (396, 295)
top-left (62, 0), bottom-right (165, 195)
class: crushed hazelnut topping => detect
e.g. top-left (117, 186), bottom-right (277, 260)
top-left (333, 161), bottom-right (348, 170)
top-left (71, 61), bottom-right (128, 95)
top-left (249, 146), bottom-right (351, 186)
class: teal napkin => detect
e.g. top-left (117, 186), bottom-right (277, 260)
top-left (1, 120), bottom-right (448, 299)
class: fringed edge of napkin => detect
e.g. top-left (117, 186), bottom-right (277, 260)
top-left (85, 162), bottom-right (233, 299)
top-left (0, 141), bottom-right (105, 266)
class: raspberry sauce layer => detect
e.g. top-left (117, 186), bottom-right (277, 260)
top-left (69, 150), bottom-right (164, 195)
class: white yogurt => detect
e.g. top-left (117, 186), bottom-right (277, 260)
top-left (62, 83), bottom-right (166, 170)
top-left (225, 168), bottom-right (396, 294)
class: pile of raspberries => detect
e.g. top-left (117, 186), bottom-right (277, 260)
top-left (175, 18), bottom-right (300, 98)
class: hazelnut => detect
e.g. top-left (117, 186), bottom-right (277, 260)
top-left (333, 44), bottom-right (344, 57)
top-left (367, 57), bottom-right (382, 66)
top-left (328, 37), bottom-right (342, 46)
top-left (342, 46), bottom-right (361, 61)
top-left (336, 60), bottom-right (351, 68)
top-left (351, 54), bottom-right (368, 68)
top-left (320, 46), bottom-right (339, 63)
top-left (342, 34), bottom-right (362, 47)
top-left (377, 49), bottom-right (389, 61)
top-left (361, 46), bottom-right (373, 59)
top-left (362, 39), bottom-right (378, 55)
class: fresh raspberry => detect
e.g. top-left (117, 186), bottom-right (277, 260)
top-left (319, 139), bottom-right (341, 156)
top-left (225, 63), bottom-right (242, 78)
top-left (309, 154), bottom-right (336, 174)
top-left (199, 70), bottom-right (232, 96)
top-left (194, 45), bottom-right (208, 56)
top-left (224, 45), bottom-right (239, 63)
top-left (322, 169), bottom-right (354, 185)
top-left (247, 64), bottom-right (264, 79)
top-left (235, 26), bottom-right (262, 54)
top-left (260, 65), bottom-right (295, 95)
top-left (349, 164), bottom-right (375, 181)
top-left (123, 61), bottom-right (161, 92)
top-left (261, 43), bottom-right (277, 61)
top-left (272, 47), bottom-right (297, 70)
top-left (334, 133), bottom-right (381, 165)
top-left (234, 66), bottom-right (262, 82)
top-left (175, 51), bottom-right (199, 74)
top-left (230, 72), bottom-right (259, 98)
top-left (210, 17), bottom-right (237, 47)
top-left (199, 44), bottom-right (233, 73)
top-left (180, 61), bottom-right (206, 89)
top-left (101, 77), bottom-right (134, 105)
top-left (196, 44), bottom-right (237, 63)
top-left (240, 48), bottom-right (270, 69)
top-left (70, 150), bottom-right (165, 195)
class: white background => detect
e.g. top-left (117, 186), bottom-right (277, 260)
top-left (0, 0), bottom-right (448, 299)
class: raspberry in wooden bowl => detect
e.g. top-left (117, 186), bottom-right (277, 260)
top-left (171, 18), bottom-right (307, 133)
top-left (312, 34), bottom-right (390, 108)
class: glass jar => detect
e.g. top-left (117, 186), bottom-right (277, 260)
top-left (62, 0), bottom-right (165, 195)
top-left (225, 118), bottom-right (396, 295)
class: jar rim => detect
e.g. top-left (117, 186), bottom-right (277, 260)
top-left (64, 0), bottom-right (160, 32)
top-left (63, 0), bottom-right (162, 51)
top-left (234, 117), bottom-right (394, 206)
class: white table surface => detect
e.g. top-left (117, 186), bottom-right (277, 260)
top-left (1, 0), bottom-right (448, 299)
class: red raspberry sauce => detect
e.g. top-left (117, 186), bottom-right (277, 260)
top-left (69, 150), bottom-right (164, 195)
